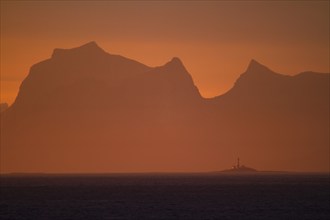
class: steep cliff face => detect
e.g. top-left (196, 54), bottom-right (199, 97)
top-left (1, 42), bottom-right (329, 173)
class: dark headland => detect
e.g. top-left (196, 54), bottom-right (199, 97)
top-left (221, 158), bottom-right (257, 172)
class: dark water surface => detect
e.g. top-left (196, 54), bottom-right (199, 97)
top-left (1, 173), bottom-right (329, 219)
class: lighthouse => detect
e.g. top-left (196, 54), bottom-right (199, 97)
top-left (223, 157), bottom-right (257, 172)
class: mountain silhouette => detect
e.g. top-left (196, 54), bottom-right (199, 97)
top-left (1, 42), bottom-right (329, 173)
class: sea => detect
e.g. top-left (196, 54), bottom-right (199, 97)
top-left (1, 173), bottom-right (329, 219)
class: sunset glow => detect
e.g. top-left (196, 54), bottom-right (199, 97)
top-left (1, 1), bottom-right (329, 104)
top-left (1, 2), bottom-right (329, 219)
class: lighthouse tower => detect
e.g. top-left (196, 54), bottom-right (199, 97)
top-left (237, 157), bottom-right (240, 168)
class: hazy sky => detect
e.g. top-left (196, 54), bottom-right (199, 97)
top-left (1, 0), bottom-right (329, 104)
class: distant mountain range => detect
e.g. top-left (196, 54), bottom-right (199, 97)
top-left (1, 42), bottom-right (329, 173)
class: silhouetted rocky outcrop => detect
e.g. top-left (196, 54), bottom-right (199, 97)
top-left (1, 42), bottom-right (329, 173)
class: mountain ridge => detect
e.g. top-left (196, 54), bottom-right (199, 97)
top-left (1, 42), bottom-right (329, 173)
top-left (52, 41), bottom-right (106, 58)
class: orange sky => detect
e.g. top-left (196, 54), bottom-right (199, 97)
top-left (1, 0), bottom-right (329, 105)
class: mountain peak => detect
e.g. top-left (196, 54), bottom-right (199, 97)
top-left (86, 41), bottom-right (97, 45)
top-left (170, 57), bottom-right (183, 64)
top-left (52, 41), bottom-right (105, 58)
top-left (249, 59), bottom-right (261, 66)
top-left (246, 59), bottom-right (272, 73)
top-left (79, 41), bottom-right (100, 49)
top-left (229, 59), bottom-right (284, 91)
top-left (163, 57), bottom-right (188, 71)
